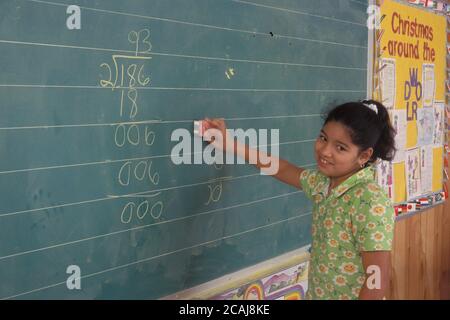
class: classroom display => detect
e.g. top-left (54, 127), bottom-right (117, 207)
top-left (373, 0), bottom-right (447, 208)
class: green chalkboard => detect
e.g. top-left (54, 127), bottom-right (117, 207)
top-left (0, 0), bottom-right (368, 299)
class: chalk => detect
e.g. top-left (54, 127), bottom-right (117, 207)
top-left (194, 120), bottom-right (210, 137)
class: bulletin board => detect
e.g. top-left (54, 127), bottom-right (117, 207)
top-left (372, 0), bottom-right (447, 211)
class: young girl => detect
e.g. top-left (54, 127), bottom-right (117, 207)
top-left (203, 100), bottom-right (396, 300)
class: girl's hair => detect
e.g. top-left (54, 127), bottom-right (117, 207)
top-left (323, 100), bottom-right (396, 163)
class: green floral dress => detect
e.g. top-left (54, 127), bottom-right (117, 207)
top-left (299, 166), bottom-right (395, 300)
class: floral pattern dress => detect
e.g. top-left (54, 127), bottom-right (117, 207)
top-left (299, 166), bottom-right (395, 300)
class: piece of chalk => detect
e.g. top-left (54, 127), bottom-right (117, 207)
top-left (194, 120), bottom-right (208, 137)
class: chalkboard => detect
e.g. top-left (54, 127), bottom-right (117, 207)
top-left (0, 0), bottom-right (368, 299)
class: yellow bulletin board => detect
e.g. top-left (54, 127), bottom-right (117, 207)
top-left (372, 0), bottom-right (447, 204)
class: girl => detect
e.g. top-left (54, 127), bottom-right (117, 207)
top-left (203, 100), bottom-right (396, 300)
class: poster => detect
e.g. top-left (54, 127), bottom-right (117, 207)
top-left (422, 64), bottom-right (435, 108)
top-left (417, 107), bottom-right (434, 146)
top-left (390, 109), bottom-right (406, 163)
top-left (380, 58), bottom-right (396, 110)
top-left (420, 145), bottom-right (433, 193)
top-left (405, 148), bottom-right (421, 199)
top-left (432, 102), bottom-right (445, 145)
top-left (377, 160), bottom-right (394, 199)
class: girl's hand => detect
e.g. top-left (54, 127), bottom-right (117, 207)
top-left (203, 118), bottom-right (234, 153)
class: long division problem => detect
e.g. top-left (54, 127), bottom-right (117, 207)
top-left (99, 28), bottom-right (164, 225)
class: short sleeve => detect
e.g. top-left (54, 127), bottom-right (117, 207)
top-left (299, 169), bottom-right (321, 201)
top-left (352, 188), bottom-right (395, 252)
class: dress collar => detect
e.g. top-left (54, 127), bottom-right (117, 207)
top-left (311, 166), bottom-right (375, 199)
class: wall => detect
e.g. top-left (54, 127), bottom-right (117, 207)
top-left (390, 197), bottom-right (450, 299)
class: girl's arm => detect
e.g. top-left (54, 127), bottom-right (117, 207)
top-left (204, 118), bottom-right (304, 189)
top-left (359, 251), bottom-right (391, 300)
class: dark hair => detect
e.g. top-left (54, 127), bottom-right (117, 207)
top-left (323, 100), bottom-right (396, 163)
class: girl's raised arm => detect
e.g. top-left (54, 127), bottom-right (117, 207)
top-left (204, 118), bottom-right (305, 189)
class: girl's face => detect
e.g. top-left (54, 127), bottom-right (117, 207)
top-left (314, 121), bottom-right (372, 185)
